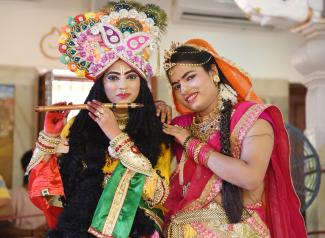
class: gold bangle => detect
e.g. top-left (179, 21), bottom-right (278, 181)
top-left (35, 142), bottom-right (56, 154)
top-left (115, 141), bottom-right (133, 156)
top-left (182, 135), bottom-right (193, 149)
top-left (109, 133), bottom-right (129, 150)
top-left (38, 137), bottom-right (59, 148)
top-left (39, 131), bottom-right (61, 144)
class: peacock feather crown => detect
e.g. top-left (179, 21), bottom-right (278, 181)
top-left (58, 0), bottom-right (167, 81)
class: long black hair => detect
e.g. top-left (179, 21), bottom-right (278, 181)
top-left (50, 76), bottom-right (170, 237)
top-left (166, 45), bottom-right (243, 223)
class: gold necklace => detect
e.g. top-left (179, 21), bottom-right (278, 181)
top-left (190, 107), bottom-right (221, 142)
top-left (195, 105), bottom-right (219, 123)
top-left (114, 112), bottom-right (128, 130)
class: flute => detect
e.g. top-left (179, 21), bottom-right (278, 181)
top-left (34, 103), bottom-right (144, 112)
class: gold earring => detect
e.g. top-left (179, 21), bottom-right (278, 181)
top-left (213, 74), bottom-right (220, 85)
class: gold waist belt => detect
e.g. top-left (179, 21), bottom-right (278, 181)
top-left (167, 207), bottom-right (229, 238)
top-left (167, 203), bottom-right (266, 238)
top-left (171, 207), bottom-right (229, 225)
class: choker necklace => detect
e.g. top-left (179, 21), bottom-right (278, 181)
top-left (114, 112), bottom-right (128, 130)
top-left (195, 104), bottom-right (220, 123)
top-left (190, 106), bottom-right (221, 142)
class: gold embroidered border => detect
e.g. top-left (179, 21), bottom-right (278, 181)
top-left (230, 104), bottom-right (270, 159)
top-left (88, 227), bottom-right (113, 238)
top-left (167, 207), bottom-right (228, 238)
top-left (244, 212), bottom-right (271, 237)
top-left (47, 195), bottom-right (63, 208)
top-left (168, 203), bottom-right (270, 238)
top-left (140, 206), bottom-right (164, 232)
top-left (120, 150), bottom-right (152, 176)
top-left (182, 175), bottom-right (221, 212)
top-left (102, 169), bottom-right (135, 235)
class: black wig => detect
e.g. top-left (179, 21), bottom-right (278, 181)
top-left (49, 76), bottom-right (170, 237)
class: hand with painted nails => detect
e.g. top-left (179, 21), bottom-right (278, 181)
top-left (162, 123), bottom-right (191, 145)
top-left (87, 100), bottom-right (122, 140)
top-left (155, 100), bottom-right (172, 124)
top-left (44, 101), bottom-right (71, 136)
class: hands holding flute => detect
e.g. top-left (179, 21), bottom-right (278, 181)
top-left (41, 100), bottom-right (173, 140)
top-left (87, 100), bottom-right (122, 140)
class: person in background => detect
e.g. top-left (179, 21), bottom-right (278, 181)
top-left (0, 174), bottom-right (12, 219)
top-left (0, 151), bottom-right (48, 238)
top-left (11, 150), bottom-right (48, 235)
top-left (0, 173), bottom-right (13, 237)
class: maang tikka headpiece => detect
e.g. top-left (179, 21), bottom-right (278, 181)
top-left (58, 1), bottom-right (167, 81)
top-left (163, 41), bottom-right (211, 72)
top-left (163, 41), bottom-right (180, 71)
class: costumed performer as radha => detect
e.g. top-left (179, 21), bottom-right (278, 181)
top-left (162, 39), bottom-right (307, 238)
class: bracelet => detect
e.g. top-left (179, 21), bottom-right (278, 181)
top-left (38, 137), bottom-right (59, 149)
top-left (35, 142), bottom-right (56, 154)
top-left (35, 130), bottom-right (61, 155)
top-left (114, 138), bottom-right (131, 152)
top-left (182, 135), bottom-right (193, 149)
top-left (39, 130), bottom-right (61, 145)
top-left (37, 141), bottom-right (55, 150)
top-left (25, 129), bottom-right (61, 175)
top-left (185, 138), bottom-right (201, 160)
top-left (198, 144), bottom-right (214, 167)
top-left (109, 133), bottom-right (129, 149)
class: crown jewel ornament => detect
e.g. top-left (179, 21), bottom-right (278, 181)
top-left (58, 1), bottom-right (167, 82)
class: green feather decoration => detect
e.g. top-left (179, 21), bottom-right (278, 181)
top-left (142, 4), bottom-right (167, 32)
top-left (100, 1), bottom-right (167, 33)
top-left (102, 0), bottom-right (142, 13)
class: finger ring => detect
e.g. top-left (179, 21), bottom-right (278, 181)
top-left (98, 107), bottom-right (104, 114)
top-left (95, 111), bottom-right (101, 117)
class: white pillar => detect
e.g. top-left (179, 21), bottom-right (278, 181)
top-left (291, 23), bottom-right (325, 234)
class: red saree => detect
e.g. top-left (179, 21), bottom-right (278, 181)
top-left (164, 101), bottom-right (306, 237)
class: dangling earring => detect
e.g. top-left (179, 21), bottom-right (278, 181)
top-left (219, 83), bottom-right (238, 106)
top-left (213, 74), bottom-right (220, 86)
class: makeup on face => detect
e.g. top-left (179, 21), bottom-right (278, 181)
top-left (103, 60), bottom-right (141, 104)
top-left (169, 65), bottom-right (218, 113)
